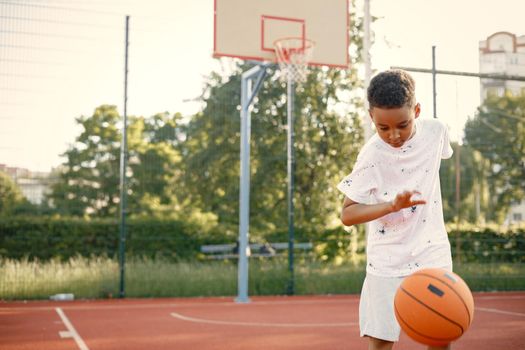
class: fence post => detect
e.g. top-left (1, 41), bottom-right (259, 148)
top-left (118, 15), bottom-right (130, 299)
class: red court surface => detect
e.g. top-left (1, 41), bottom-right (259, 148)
top-left (1, 292), bottom-right (524, 350)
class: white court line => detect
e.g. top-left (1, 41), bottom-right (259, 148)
top-left (3, 298), bottom-right (359, 312)
top-left (476, 307), bottom-right (525, 317)
top-left (475, 295), bottom-right (525, 300)
top-left (171, 312), bottom-right (358, 328)
top-left (55, 307), bottom-right (90, 350)
top-left (4, 294), bottom-right (521, 313)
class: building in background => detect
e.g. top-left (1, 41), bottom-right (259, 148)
top-left (479, 31), bottom-right (525, 225)
top-left (479, 31), bottom-right (525, 100)
top-left (0, 164), bottom-right (52, 205)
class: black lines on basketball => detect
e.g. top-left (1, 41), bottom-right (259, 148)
top-left (400, 286), bottom-right (465, 334)
top-left (427, 283), bottom-right (445, 297)
top-left (416, 273), bottom-right (472, 326)
top-left (394, 301), bottom-right (460, 342)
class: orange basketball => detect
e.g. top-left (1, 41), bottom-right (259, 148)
top-left (394, 268), bottom-right (474, 347)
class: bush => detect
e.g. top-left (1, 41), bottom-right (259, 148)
top-left (449, 228), bottom-right (525, 263)
top-left (1, 217), bottom-right (523, 264)
top-left (0, 216), bottom-right (232, 261)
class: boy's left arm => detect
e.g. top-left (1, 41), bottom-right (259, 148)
top-left (341, 190), bottom-right (426, 226)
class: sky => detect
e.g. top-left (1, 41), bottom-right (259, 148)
top-left (0, 0), bottom-right (524, 172)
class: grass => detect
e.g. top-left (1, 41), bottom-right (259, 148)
top-left (126, 257), bottom-right (238, 298)
top-left (0, 256), bottom-right (118, 300)
top-left (0, 256), bottom-right (524, 300)
top-left (455, 262), bottom-right (525, 291)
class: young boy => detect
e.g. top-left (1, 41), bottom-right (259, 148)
top-left (337, 69), bottom-right (453, 350)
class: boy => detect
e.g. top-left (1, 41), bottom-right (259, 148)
top-left (337, 69), bottom-right (453, 350)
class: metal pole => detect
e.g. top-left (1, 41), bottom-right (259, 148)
top-left (118, 15), bottom-right (130, 299)
top-left (432, 46), bottom-right (437, 119)
top-left (363, 0), bottom-right (373, 140)
top-left (236, 64), bottom-right (268, 303)
top-left (237, 69), bottom-right (253, 304)
top-left (362, 0), bottom-right (372, 245)
top-left (391, 66), bottom-right (525, 82)
top-left (455, 143), bottom-right (461, 264)
top-left (286, 75), bottom-right (295, 296)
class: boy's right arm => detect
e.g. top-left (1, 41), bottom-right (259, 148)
top-left (340, 191), bottom-right (426, 226)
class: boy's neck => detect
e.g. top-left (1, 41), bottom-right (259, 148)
top-left (408, 119), bottom-right (418, 141)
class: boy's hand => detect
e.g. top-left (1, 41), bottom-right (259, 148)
top-left (390, 191), bottom-right (426, 212)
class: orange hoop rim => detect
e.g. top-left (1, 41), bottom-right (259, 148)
top-left (273, 37), bottom-right (315, 63)
top-left (273, 37), bottom-right (315, 83)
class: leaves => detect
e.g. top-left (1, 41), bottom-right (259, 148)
top-left (47, 106), bottom-right (185, 218)
top-left (464, 92), bottom-right (525, 219)
top-left (0, 171), bottom-right (26, 216)
top-left (440, 143), bottom-right (480, 223)
top-left (180, 61), bottom-right (364, 234)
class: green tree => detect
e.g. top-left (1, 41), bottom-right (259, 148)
top-left (48, 106), bottom-right (187, 218)
top-left (0, 171), bottom-right (25, 216)
top-left (181, 5), bottom-right (365, 234)
top-left (48, 105), bottom-right (122, 216)
top-left (440, 143), bottom-right (481, 223)
top-left (464, 92), bottom-right (525, 221)
top-left (127, 112), bottom-right (185, 217)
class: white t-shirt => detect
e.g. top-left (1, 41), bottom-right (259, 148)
top-left (337, 118), bottom-right (453, 277)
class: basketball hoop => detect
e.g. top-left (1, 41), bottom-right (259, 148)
top-left (274, 37), bottom-right (315, 83)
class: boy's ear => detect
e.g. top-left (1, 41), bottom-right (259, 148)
top-left (368, 108), bottom-right (374, 120)
top-left (414, 103), bottom-right (421, 119)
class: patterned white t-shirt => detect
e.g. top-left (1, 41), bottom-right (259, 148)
top-left (337, 118), bottom-right (453, 277)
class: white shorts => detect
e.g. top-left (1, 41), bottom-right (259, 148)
top-left (359, 274), bottom-right (404, 342)
top-left (359, 265), bottom-right (453, 342)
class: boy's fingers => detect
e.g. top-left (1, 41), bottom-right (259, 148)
top-left (400, 190), bottom-right (421, 198)
top-left (399, 191), bottom-right (412, 199)
top-left (409, 191), bottom-right (424, 201)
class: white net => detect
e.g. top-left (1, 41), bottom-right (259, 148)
top-left (274, 37), bottom-right (315, 83)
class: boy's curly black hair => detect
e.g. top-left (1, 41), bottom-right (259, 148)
top-left (367, 69), bottom-right (416, 109)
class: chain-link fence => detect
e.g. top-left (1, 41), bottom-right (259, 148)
top-left (1, 1), bottom-right (524, 300)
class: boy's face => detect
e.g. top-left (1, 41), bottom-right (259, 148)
top-left (369, 103), bottom-right (420, 148)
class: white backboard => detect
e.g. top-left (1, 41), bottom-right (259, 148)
top-left (214, 0), bottom-right (349, 68)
